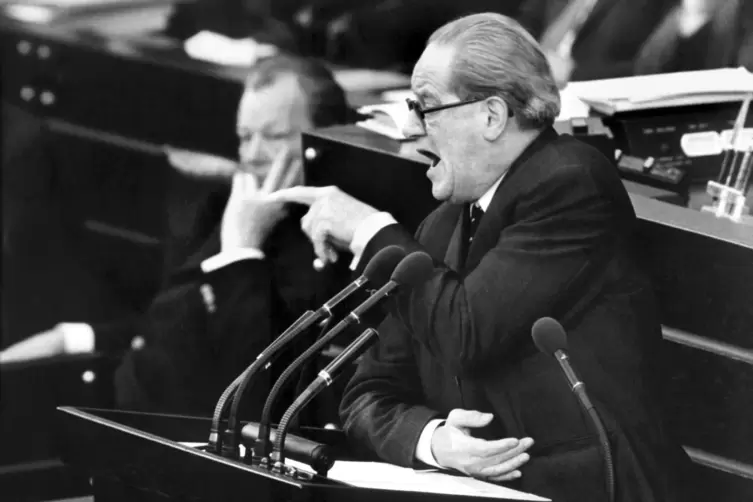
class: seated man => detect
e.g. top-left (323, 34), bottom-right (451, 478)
top-left (517, 0), bottom-right (673, 86)
top-left (634, 0), bottom-right (753, 75)
top-left (275, 13), bottom-right (694, 501)
top-left (0, 55), bottom-right (352, 418)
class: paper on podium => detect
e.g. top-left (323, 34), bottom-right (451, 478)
top-left (180, 443), bottom-right (548, 500)
top-left (356, 102), bottom-right (414, 140)
top-left (319, 461), bottom-right (550, 501)
top-left (568, 67), bottom-right (753, 115)
top-left (557, 86), bottom-right (590, 121)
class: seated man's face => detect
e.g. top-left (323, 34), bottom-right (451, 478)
top-left (236, 73), bottom-right (312, 184)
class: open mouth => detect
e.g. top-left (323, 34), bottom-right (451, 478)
top-left (417, 149), bottom-right (441, 167)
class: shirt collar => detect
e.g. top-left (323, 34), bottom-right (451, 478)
top-left (475, 174), bottom-right (504, 212)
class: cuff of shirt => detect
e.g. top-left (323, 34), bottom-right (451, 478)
top-left (201, 248), bottom-right (265, 273)
top-left (350, 212), bottom-right (398, 270)
top-left (414, 418), bottom-right (446, 468)
top-left (61, 323), bottom-right (96, 354)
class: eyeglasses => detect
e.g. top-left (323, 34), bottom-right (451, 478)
top-left (406, 97), bottom-right (483, 123)
top-left (406, 97), bottom-right (513, 125)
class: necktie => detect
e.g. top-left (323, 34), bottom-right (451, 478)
top-left (461, 203), bottom-right (483, 266)
top-left (468, 203), bottom-right (483, 244)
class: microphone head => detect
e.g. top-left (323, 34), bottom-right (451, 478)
top-left (362, 245), bottom-right (406, 286)
top-left (531, 317), bottom-right (568, 357)
top-left (390, 251), bottom-right (433, 286)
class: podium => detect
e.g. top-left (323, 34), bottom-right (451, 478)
top-left (58, 407), bottom-right (535, 502)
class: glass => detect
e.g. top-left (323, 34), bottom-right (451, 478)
top-left (405, 97), bottom-right (484, 124)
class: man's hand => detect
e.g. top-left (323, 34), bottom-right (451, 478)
top-left (271, 186), bottom-right (380, 266)
top-left (431, 409), bottom-right (534, 482)
top-left (220, 148), bottom-right (301, 251)
top-left (164, 146), bottom-right (237, 179)
top-left (0, 325), bottom-right (69, 364)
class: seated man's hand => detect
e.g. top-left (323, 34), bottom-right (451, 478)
top-left (0, 325), bottom-right (69, 364)
top-left (271, 186), bottom-right (379, 266)
top-left (221, 148), bottom-right (301, 251)
top-left (431, 409), bottom-right (534, 483)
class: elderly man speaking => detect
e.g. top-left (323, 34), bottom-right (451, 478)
top-left (274, 13), bottom-right (693, 502)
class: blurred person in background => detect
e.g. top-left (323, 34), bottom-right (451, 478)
top-left (317, 0), bottom-right (528, 72)
top-left (634, 0), bottom-right (753, 75)
top-left (163, 0), bottom-right (299, 51)
top-left (0, 55), bottom-right (351, 420)
top-left (517, 0), bottom-right (674, 86)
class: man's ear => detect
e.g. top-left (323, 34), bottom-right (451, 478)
top-left (482, 97), bottom-right (509, 141)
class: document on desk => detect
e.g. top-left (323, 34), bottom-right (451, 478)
top-left (325, 461), bottom-right (550, 501)
top-left (178, 443), bottom-right (548, 501)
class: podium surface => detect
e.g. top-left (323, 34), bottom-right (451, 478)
top-left (58, 407), bottom-right (545, 502)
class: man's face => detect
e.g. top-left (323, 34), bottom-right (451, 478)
top-left (403, 43), bottom-right (488, 203)
top-left (236, 74), bottom-right (312, 183)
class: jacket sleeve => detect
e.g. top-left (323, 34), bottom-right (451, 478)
top-left (339, 312), bottom-right (440, 467)
top-left (360, 162), bottom-right (618, 378)
top-left (92, 257), bottom-right (276, 367)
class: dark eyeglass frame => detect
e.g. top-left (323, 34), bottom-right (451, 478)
top-left (406, 97), bottom-right (513, 124)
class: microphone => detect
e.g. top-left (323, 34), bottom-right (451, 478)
top-left (265, 327), bottom-right (377, 473)
top-left (241, 422), bottom-right (333, 477)
top-left (295, 327), bottom-right (380, 410)
top-left (210, 244), bottom-right (406, 456)
top-left (531, 317), bottom-right (615, 502)
top-left (262, 251), bottom-right (434, 468)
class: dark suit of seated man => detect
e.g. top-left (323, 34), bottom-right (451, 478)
top-left (0, 55), bottom-right (351, 418)
top-left (273, 13), bottom-right (696, 501)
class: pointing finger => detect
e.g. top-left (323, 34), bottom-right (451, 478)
top-left (271, 186), bottom-right (328, 206)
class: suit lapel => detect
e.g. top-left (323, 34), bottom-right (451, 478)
top-left (419, 203), bottom-right (465, 272)
top-left (465, 127), bottom-right (560, 271)
top-left (444, 209), bottom-right (466, 273)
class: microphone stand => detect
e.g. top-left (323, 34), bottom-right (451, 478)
top-left (208, 311), bottom-right (330, 457)
top-left (248, 304), bottom-right (379, 465)
top-left (213, 245), bottom-right (405, 456)
top-left (270, 327), bottom-right (379, 470)
top-left (554, 349), bottom-right (615, 502)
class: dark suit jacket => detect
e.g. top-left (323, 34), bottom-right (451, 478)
top-left (90, 192), bottom-right (342, 418)
top-left (339, 128), bottom-right (693, 501)
top-left (517, 0), bottom-right (674, 80)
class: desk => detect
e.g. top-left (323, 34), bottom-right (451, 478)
top-left (0, 355), bottom-right (118, 501)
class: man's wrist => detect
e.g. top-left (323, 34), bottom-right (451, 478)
top-left (202, 248), bottom-right (265, 273)
top-left (349, 212), bottom-right (398, 270)
top-left (414, 418), bottom-right (446, 468)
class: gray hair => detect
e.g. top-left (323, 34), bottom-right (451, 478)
top-left (428, 13), bottom-right (561, 130)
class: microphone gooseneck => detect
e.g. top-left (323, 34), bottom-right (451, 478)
top-left (209, 245), bottom-right (405, 456)
top-left (266, 251), bottom-right (434, 468)
top-left (532, 317), bottom-right (614, 502)
top-left (270, 327), bottom-right (379, 473)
